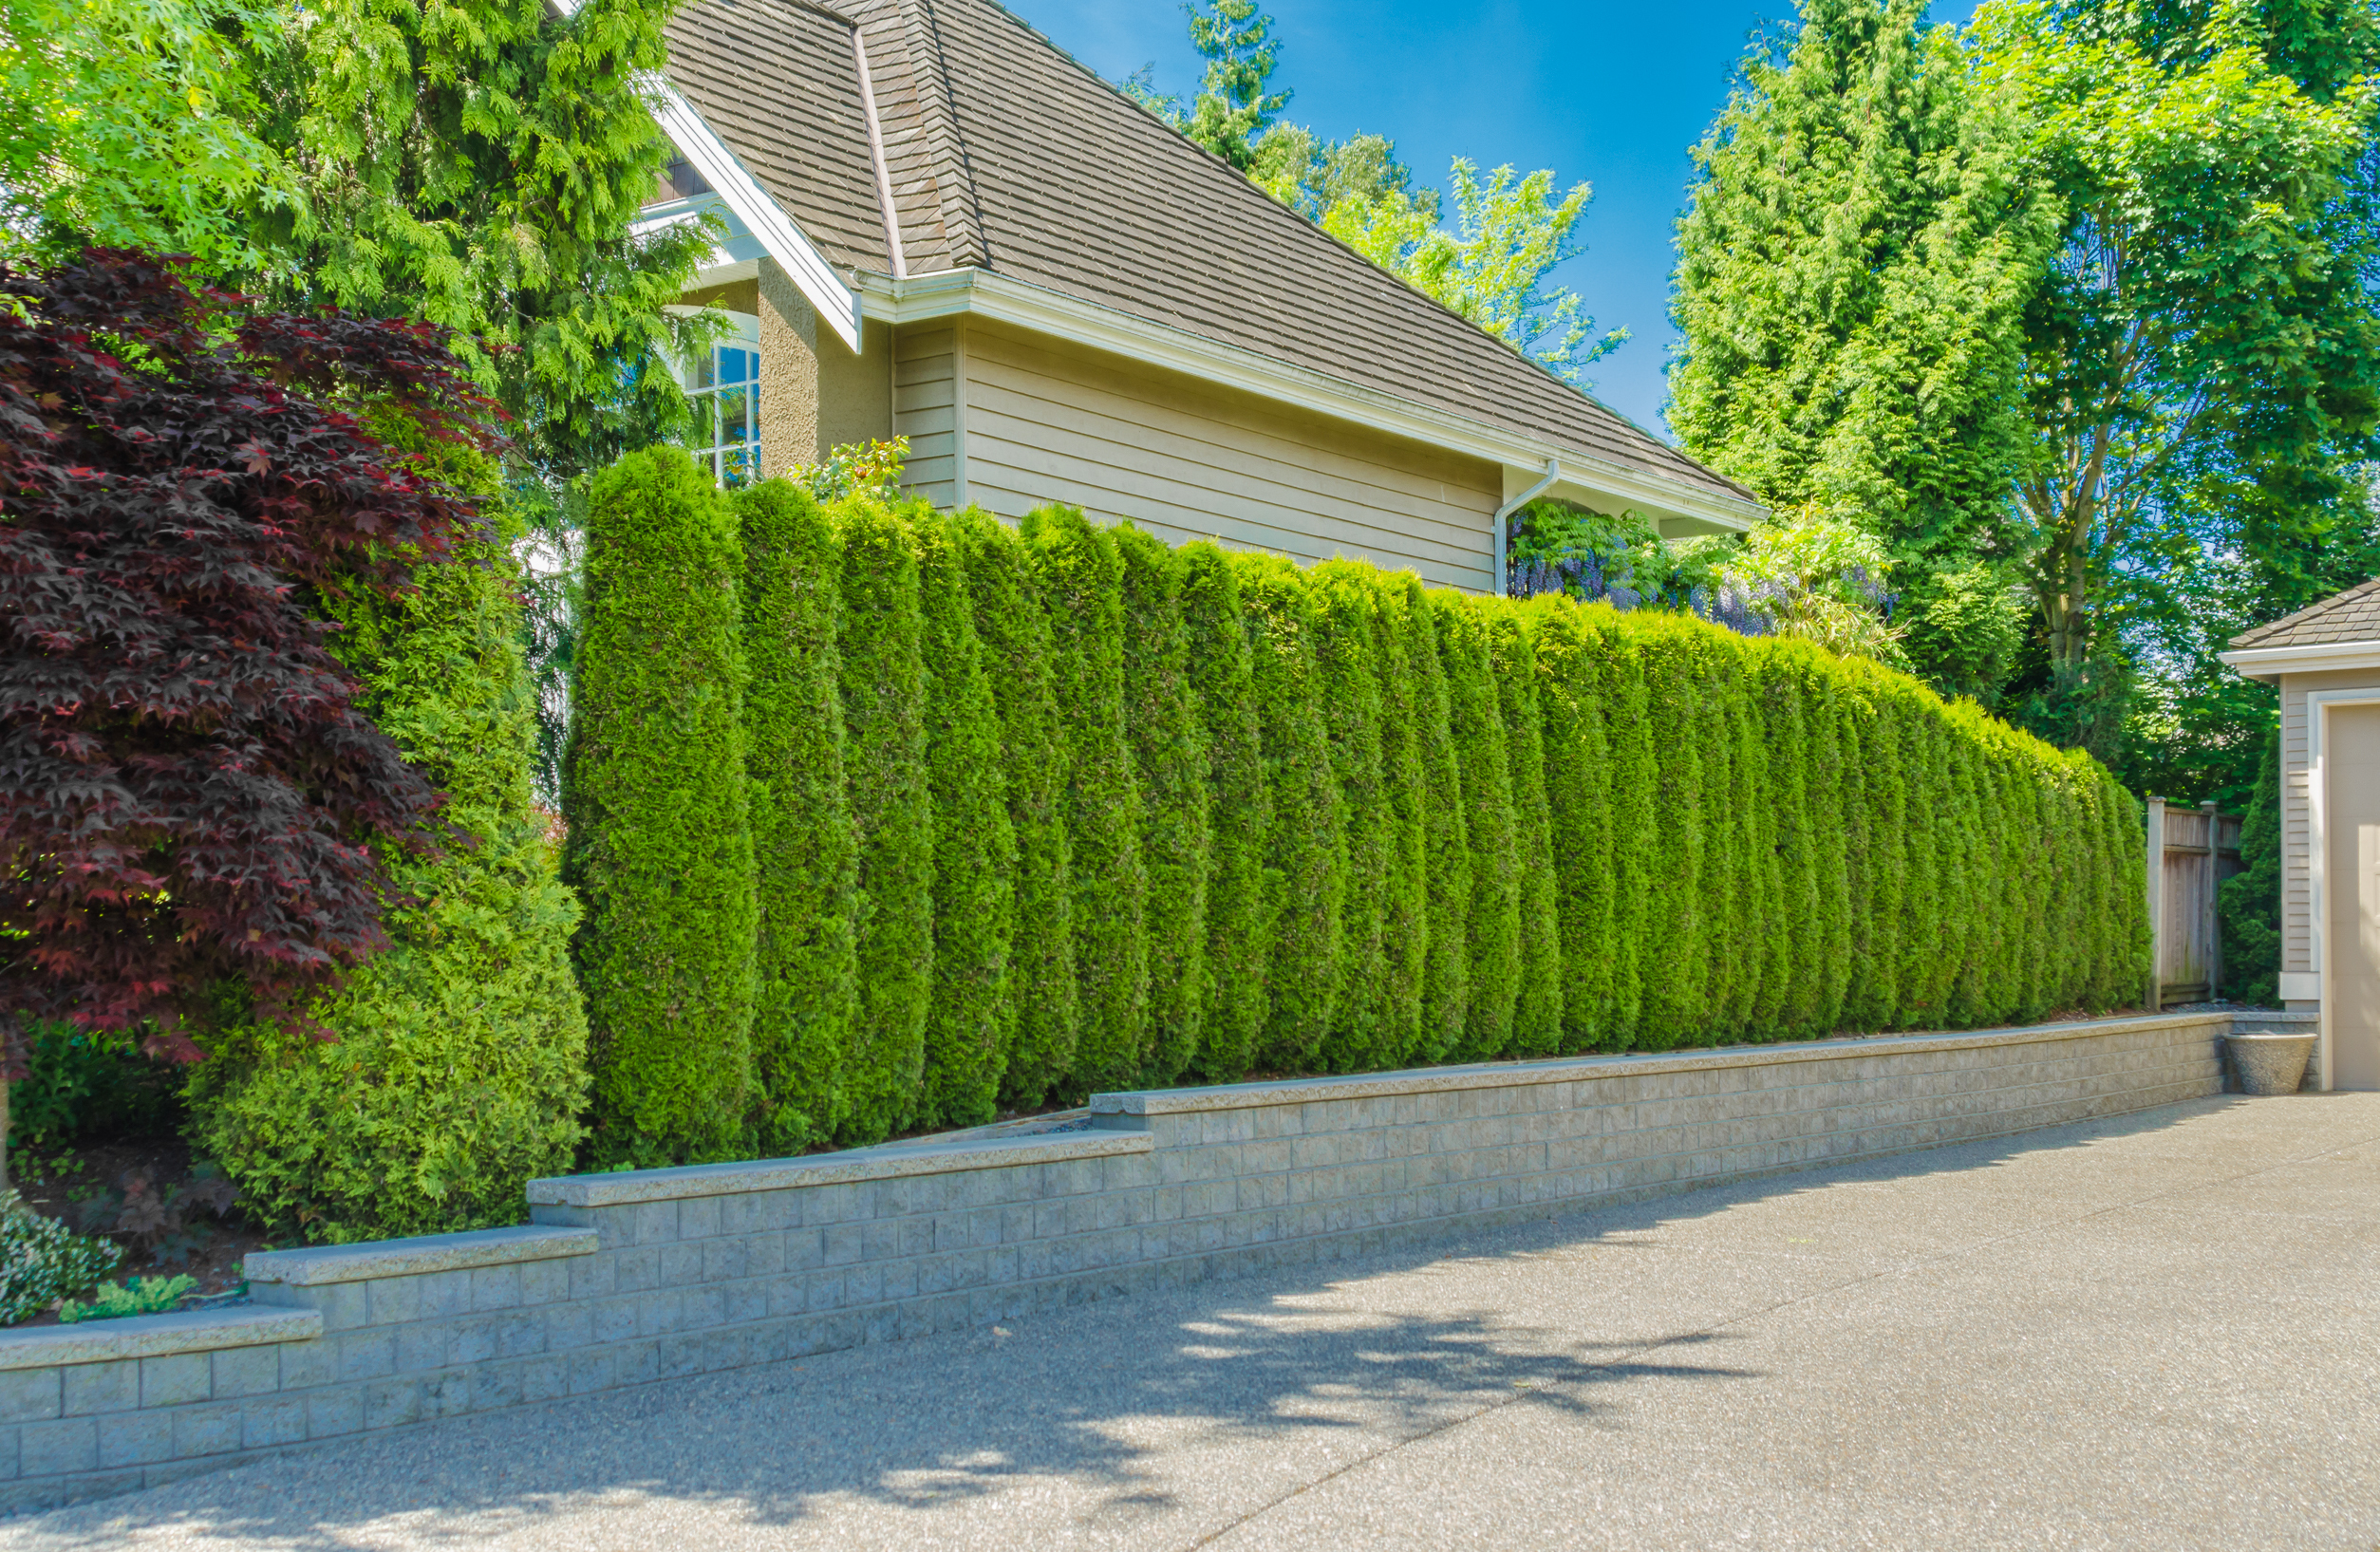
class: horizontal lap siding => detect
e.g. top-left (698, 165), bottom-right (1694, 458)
top-left (2278, 669), bottom-right (2380, 978)
top-left (894, 325), bottom-right (961, 509)
top-left (951, 321), bottom-right (1500, 591)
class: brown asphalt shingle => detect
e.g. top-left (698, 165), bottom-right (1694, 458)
top-left (2230, 575), bottom-right (2380, 650)
top-left (663, 0), bottom-right (1754, 507)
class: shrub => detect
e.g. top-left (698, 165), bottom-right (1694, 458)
top-left (1116, 526), bottom-right (1211, 1086)
top-left (1431, 591), bottom-right (1520, 1060)
top-left (0, 1192), bottom-right (120, 1324)
top-left (834, 499), bottom-right (934, 1144)
top-left (735, 480), bottom-right (860, 1152)
top-left (1362, 571), bottom-right (1430, 1067)
top-left (1028, 508), bottom-right (1149, 1094)
top-left (564, 445), bottom-right (756, 1166)
top-left (1234, 552), bottom-right (1342, 1072)
top-left (2221, 729), bottom-right (2282, 1004)
top-left (60, 1274), bottom-right (195, 1323)
top-left (1389, 576), bottom-right (1470, 1064)
top-left (1310, 563), bottom-right (1396, 1073)
top-left (1484, 602), bottom-right (1564, 1056)
top-left (955, 510), bottom-right (1077, 1107)
top-left (190, 515), bottom-right (590, 1238)
top-left (913, 507), bottom-right (1017, 1129)
top-left (1178, 543), bottom-right (1270, 1082)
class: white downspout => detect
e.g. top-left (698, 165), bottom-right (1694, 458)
top-left (1492, 458), bottom-right (1561, 598)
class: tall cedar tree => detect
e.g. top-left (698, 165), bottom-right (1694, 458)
top-left (1391, 575), bottom-right (1470, 1063)
top-left (1363, 570), bottom-right (1429, 1065)
top-left (913, 507), bottom-right (1016, 1128)
top-left (1116, 525), bottom-right (1211, 1086)
top-left (563, 446), bottom-right (757, 1165)
top-left (0, 252), bottom-right (479, 1066)
top-left (955, 509), bottom-right (1077, 1106)
top-left (834, 499), bottom-right (933, 1144)
top-left (1484, 602), bottom-right (1564, 1055)
top-left (1310, 562), bottom-right (1396, 1073)
top-left (1526, 597), bottom-right (1616, 1053)
top-left (1234, 552), bottom-right (1342, 1071)
top-left (1178, 543), bottom-right (1270, 1081)
top-left (734, 480), bottom-right (859, 1151)
top-left (1027, 508), bottom-right (1150, 1093)
top-left (1430, 592), bottom-right (1520, 1059)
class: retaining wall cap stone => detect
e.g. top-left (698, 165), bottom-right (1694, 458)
top-left (1089, 1011), bottom-right (2245, 1114)
top-left (244, 1225), bottom-right (599, 1286)
top-left (528, 1130), bottom-right (1153, 1207)
top-left (0, 1305), bottom-right (322, 1371)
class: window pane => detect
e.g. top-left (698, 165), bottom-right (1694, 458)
top-left (690, 351), bottom-right (715, 391)
top-left (718, 384), bottom-right (752, 442)
top-left (719, 347), bottom-right (752, 384)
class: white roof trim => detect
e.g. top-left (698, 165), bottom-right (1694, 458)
top-left (2219, 641), bottom-right (2380, 680)
top-left (644, 79), bottom-right (860, 351)
top-left (858, 268), bottom-right (1764, 534)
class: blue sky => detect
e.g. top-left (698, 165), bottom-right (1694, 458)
top-left (1005, 0), bottom-right (1974, 443)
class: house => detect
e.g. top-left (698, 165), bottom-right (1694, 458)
top-left (627, 0), bottom-right (1764, 594)
top-left (2221, 577), bottom-right (2380, 1091)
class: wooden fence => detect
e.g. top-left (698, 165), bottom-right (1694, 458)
top-left (2144, 797), bottom-right (2244, 1010)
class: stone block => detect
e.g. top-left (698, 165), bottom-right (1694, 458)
top-left (568, 1350), bottom-right (615, 1395)
top-left (414, 1269), bottom-right (473, 1319)
top-left (96, 1409), bottom-right (171, 1468)
top-left (676, 1195), bottom-right (721, 1241)
top-left (242, 1398), bottom-right (308, 1449)
top-left (610, 1246), bottom-right (661, 1294)
top-left (522, 1356), bottom-right (568, 1406)
top-left (307, 1387), bottom-right (364, 1440)
top-left (657, 1242), bottom-right (703, 1285)
top-left (470, 1361), bottom-right (523, 1412)
top-left (393, 1320), bottom-right (447, 1376)
top-left (170, 1405), bottom-right (240, 1461)
top-left (364, 1277), bottom-right (422, 1326)
top-left (468, 1263), bottom-right (524, 1313)
top-left (61, 1360), bottom-right (135, 1417)
top-left (211, 1344), bottom-right (280, 1400)
top-left (495, 1313), bottom-right (545, 1358)
top-left (567, 1254), bottom-right (616, 1301)
top-left (364, 1377), bottom-right (422, 1431)
top-left (422, 1370), bottom-right (473, 1418)
top-left (20, 1418), bottom-right (97, 1477)
top-left (140, 1354), bottom-right (209, 1410)
top-left (520, 1258), bottom-right (572, 1307)
top-left (0, 1369), bottom-right (58, 1425)
top-left (626, 1202), bottom-right (679, 1246)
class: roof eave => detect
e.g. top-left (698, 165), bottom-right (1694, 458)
top-left (860, 268), bottom-right (1766, 534)
top-left (2218, 641), bottom-right (2380, 683)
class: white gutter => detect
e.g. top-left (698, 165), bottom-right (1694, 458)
top-left (1491, 459), bottom-right (1562, 599)
top-left (2219, 641), bottom-right (2380, 681)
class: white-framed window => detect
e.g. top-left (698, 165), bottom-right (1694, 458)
top-left (669, 308), bottom-right (761, 487)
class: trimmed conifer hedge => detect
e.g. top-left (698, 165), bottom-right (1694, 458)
top-left (568, 473), bottom-right (2147, 1159)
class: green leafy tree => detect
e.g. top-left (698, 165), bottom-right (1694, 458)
top-left (1309, 563), bottom-right (1396, 1072)
top-left (191, 506), bottom-right (590, 1240)
top-left (736, 481), bottom-right (859, 1153)
top-left (1179, 543), bottom-right (1271, 1081)
top-left (2219, 729), bottom-right (2283, 1003)
top-left (913, 508), bottom-right (1017, 1128)
top-left (563, 446), bottom-right (756, 1166)
top-left (1483, 603), bottom-right (1564, 1055)
top-left (834, 499), bottom-right (934, 1143)
top-left (1385, 575), bottom-right (1471, 1063)
top-left (1123, 0), bottom-right (1289, 170)
top-left (1669, 0), bottom-right (2054, 696)
top-left (1431, 591), bottom-right (1521, 1059)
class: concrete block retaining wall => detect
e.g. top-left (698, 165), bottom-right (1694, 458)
top-left (0, 1008), bottom-right (2308, 1512)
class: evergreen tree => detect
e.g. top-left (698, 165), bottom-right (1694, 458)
top-left (913, 507), bottom-right (1016, 1128)
top-left (735, 480), bottom-right (858, 1153)
top-left (1392, 577), bottom-right (1470, 1063)
top-left (563, 446), bottom-right (756, 1166)
top-left (834, 499), bottom-right (933, 1143)
top-left (1430, 591), bottom-right (1520, 1059)
top-left (955, 509), bottom-right (1078, 1106)
top-left (2220, 730), bottom-right (2283, 1004)
top-left (1116, 525), bottom-right (1212, 1086)
top-left (1310, 562), bottom-right (1396, 1072)
top-left (1483, 602), bottom-right (1564, 1055)
top-left (1365, 570), bottom-right (1431, 1066)
top-left (1179, 542), bottom-right (1271, 1081)
top-left (1027, 508), bottom-right (1150, 1093)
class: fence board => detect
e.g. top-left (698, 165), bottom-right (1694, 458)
top-left (2146, 797), bottom-right (2244, 1008)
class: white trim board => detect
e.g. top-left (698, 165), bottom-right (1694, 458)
top-left (855, 268), bottom-right (1765, 537)
top-left (2303, 687), bottom-right (2380, 1091)
top-left (2220, 641), bottom-right (2380, 680)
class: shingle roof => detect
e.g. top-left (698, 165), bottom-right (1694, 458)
top-left (2229, 575), bottom-right (2380, 650)
top-left (661, 0), bottom-right (1756, 508)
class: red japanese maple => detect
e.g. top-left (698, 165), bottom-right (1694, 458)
top-left (0, 252), bottom-right (500, 1068)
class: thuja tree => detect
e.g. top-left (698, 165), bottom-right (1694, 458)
top-left (1116, 525), bottom-right (1211, 1087)
top-left (1360, 570), bottom-right (1429, 1067)
top-left (192, 483), bottom-right (590, 1241)
top-left (1310, 562), bottom-right (1396, 1073)
top-left (1028, 508), bottom-right (1149, 1094)
top-left (914, 507), bottom-right (1016, 1129)
top-left (835, 500), bottom-right (933, 1143)
top-left (1430, 591), bottom-right (1519, 1059)
top-left (1527, 598), bottom-right (1617, 1052)
top-left (2220, 730), bottom-right (2282, 1003)
top-left (1178, 542), bottom-right (1270, 1081)
top-left (563, 446), bottom-right (757, 1166)
top-left (0, 252), bottom-right (476, 1077)
top-left (1483, 602), bottom-right (1563, 1055)
top-left (955, 509), bottom-right (1076, 1106)
top-left (1388, 576), bottom-right (1469, 1063)
top-left (735, 480), bottom-right (858, 1152)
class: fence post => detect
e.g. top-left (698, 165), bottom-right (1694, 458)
top-left (2145, 795), bottom-right (2166, 1013)
top-left (2202, 798), bottom-right (2222, 1001)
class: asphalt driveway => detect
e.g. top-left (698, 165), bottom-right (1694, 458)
top-left (7, 1090), bottom-right (2375, 1551)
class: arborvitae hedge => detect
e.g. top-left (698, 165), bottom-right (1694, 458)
top-left (955, 508), bottom-right (1077, 1107)
top-left (735, 480), bottom-right (858, 1153)
top-left (571, 477), bottom-right (2147, 1147)
top-left (1029, 507), bottom-right (1151, 1094)
top-left (914, 507), bottom-right (1017, 1129)
top-left (834, 499), bottom-right (933, 1145)
top-left (564, 446), bottom-right (757, 1166)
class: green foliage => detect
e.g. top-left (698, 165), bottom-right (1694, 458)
top-left (1430, 592), bottom-right (1521, 1059)
top-left (60, 1274), bottom-right (196, 1323)
top-left (0, 1191), bottom-right (121, 1324)
top-left (1309, 563), bottom-right (1396, 1072)
top-left (736, 480), bottom-right (859, 1153)
top-left (1027, 508), bottom-right (1151, 1094)
top-left (563, 446), bottom-right (755, 1167)
top-left (913, 508), bottom-right (1017, 1129)
top-left (1900, 564), bottom-right (2024, 706)
top-left (1362, 571), bottom-right (1432, 1067)
top-left (5, 1026), bottom-right (178, 1158)
top-left (1483, 603), bottom-right (1565, 1056)
top-left (1528, 601), bottom-right (1618, 1052)
top-left (2221, 731), bottom-right (2283, 1005)
top-left (956, 510), bottom-right (1078, 1107)
top-left (1116, 526), bottom-right (1212, 1087)
top-left (834, 499), bottom-right (934, 1144)
top-left (1178, 543), bottom-right (1271, 1082)
top-left (1234, 552), bottom-right (1342, 1071)
top-left (1389, 577), bottom-right (1470, 1063)
top-left (786, 438), bottom-right (910, 505)
top-left (193, 485), bottom-right (588, 1240)
top-left (1124, 0), bottom-right (1289, 170)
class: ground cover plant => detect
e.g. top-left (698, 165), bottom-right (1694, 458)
top-left (562, 484), bottom-right (2150, 1157)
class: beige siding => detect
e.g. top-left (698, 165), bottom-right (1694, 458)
top-left (893, 323), bottom-right (963, 509)
top-left (947, 319), bottom-right (1501, 591)
top-left (2277, 668), bottom-right (2380, 973)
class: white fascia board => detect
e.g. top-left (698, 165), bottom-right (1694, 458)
top-left (2218, 641), bottom-right (2380, 680)
top-left (643, 78), bottom-right (860, 351)
top-left (859, 269), bottom-right (1764, 533)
